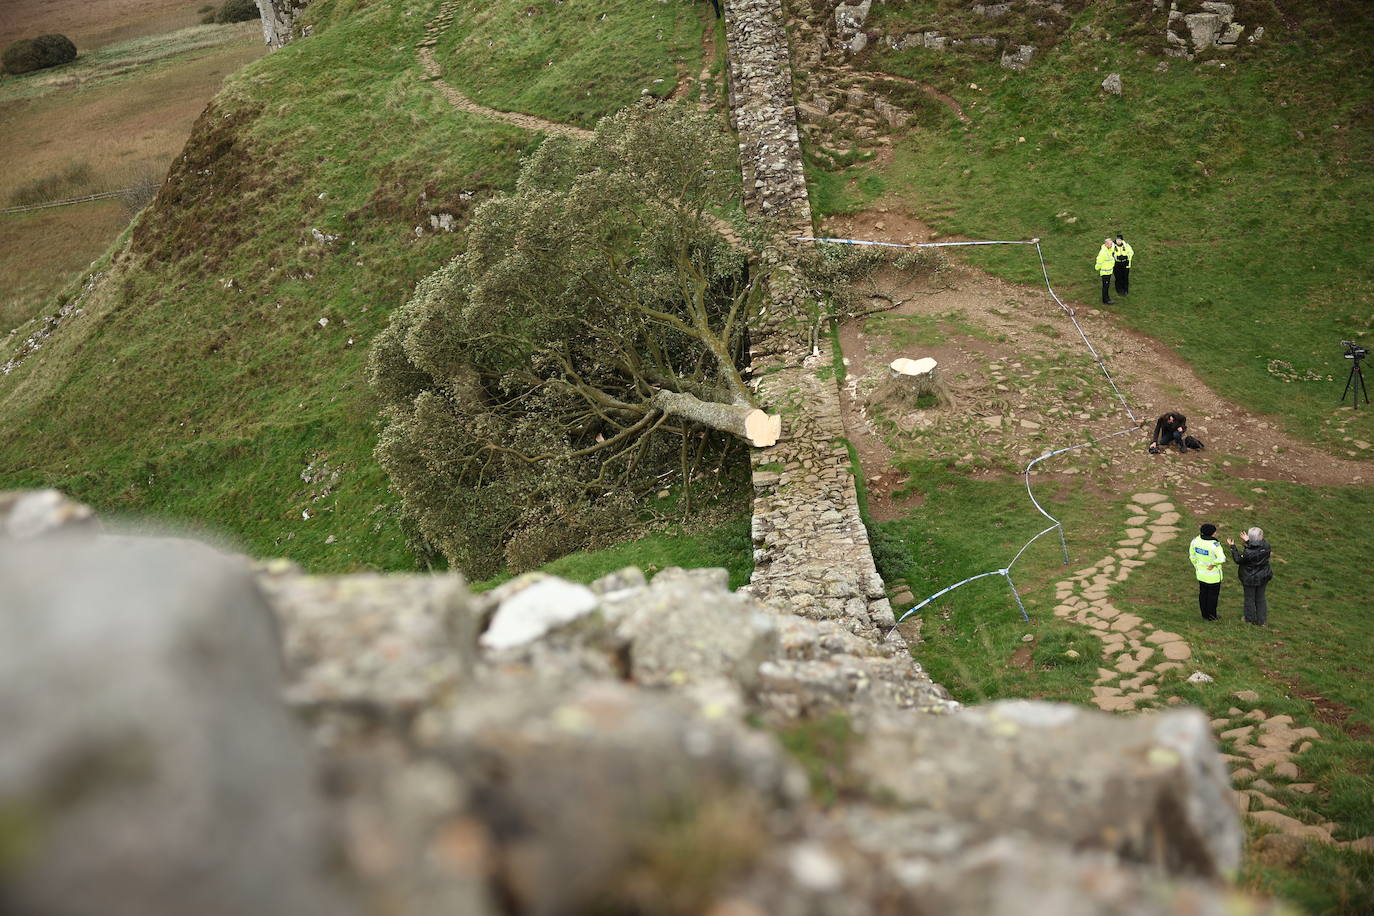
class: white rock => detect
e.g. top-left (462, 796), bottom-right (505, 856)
top-left (480, 575), bottom-right (600, 650)
top-left (1187, 671), bottom-right (1214, 684)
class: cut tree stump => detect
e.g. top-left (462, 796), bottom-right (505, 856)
top-left (874, 357), bottom-right (951, 408)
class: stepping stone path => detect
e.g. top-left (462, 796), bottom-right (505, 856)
top-left (1053, 492), bottom-right (1373, 851)
top-left (1052, 492), bottom-right (1183, 714)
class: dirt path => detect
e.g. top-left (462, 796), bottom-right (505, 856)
top-left (417, 3), bottom-right (593, 140)
top-left (825, 209), bottom-right (1369, 527)
top-left (825, 207), bottom-right (1373, 852)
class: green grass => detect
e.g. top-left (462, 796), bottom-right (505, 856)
top-left (435, 0), bottom-right (710, 127)
top-left (833, 4), bottom-right (1374, 453)
top-left (0, 0), bottom-right (708, 572)
top-left (474, 516), bottom-right (754, 592)
top-left (881, 460), bottom-right (1374, 912)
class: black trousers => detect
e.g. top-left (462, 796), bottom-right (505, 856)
top-left (1101, 274), bottom-right (1113, 304)
top-left (1243, 583), bottom-right (1269, 626)
top-left (1114, 263), bottom-right (1130, 295)
top-left (1198, 581), bottom-right (1220, 620)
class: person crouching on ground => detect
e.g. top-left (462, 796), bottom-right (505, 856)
top-left (1095, 237), bottom-right (1117, 305)
top-left (1190, 523), bottom-right (1225, 621)
top-left (1227, 527), bottom-right (1273, 626)
top-left (1152, 412), bottom-right (1189, 453)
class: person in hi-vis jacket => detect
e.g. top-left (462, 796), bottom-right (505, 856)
top-left (1113, 233), bottom-right (1133, 297)
top-left (1095, 238), bottom-right (1117, 305)
top-left (1189, 523), bottom-right (1226, 621)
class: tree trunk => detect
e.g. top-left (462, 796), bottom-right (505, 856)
top-left (874, 357), bottom-right (951, 408)
top-left (650, 389), bottom-right (781, 447)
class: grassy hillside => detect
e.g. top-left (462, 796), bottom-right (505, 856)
top-left (815, 0), bottom-right (1374, 452)
top-left (0, 0), bottom-right (716, 572)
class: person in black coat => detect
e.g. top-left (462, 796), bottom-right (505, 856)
top-left (1227, 527), bottom-right (1274, 626)
top-left (1151, 412), bottom-right (1189, 453)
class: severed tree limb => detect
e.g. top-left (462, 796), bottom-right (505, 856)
top-left (649, 389), bottom-right (780, 447)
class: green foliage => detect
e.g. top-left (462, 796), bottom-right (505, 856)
top-left (2, 35), bottom-right (77, 75)
top-left (7, 162), bottom-right (95, 207)
top-left (203, 0), bottom-right (261, 25)
top-left (369, 103), bottom-right (760, 578)
top-left (475, 515), bottom-right (754, 591)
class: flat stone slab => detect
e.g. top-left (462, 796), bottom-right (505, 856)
top-left (1109, 613), bottom-right (1143, 632)
top-left (1250, 810), bottom-right (1333, 843)
top-left (1146, 630), bottom-right (1184, 645)
top-left (1162, 642), bottom-right (1193, 661)
top-left (1133, 493), bottom-right (1168, 505)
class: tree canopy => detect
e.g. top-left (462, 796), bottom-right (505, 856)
top-left (369, 102), bottom-right (930, 577)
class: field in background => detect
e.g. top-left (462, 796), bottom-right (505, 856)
top-left (1, 0), bottom-right (205, 50)
top-left (1, 22), bottom-right (265, 330)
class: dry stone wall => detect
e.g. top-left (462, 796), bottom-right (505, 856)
top-left (722, 0), bottom-right (949, 710)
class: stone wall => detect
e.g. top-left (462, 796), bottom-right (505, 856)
top-left (722, 0), bottom-right (946, 710)
top-left (0, 496), bottom-right (1262, 915)
top-left (254, 0), bottom-right (314, 48)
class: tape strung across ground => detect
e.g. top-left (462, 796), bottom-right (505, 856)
top-left (795, 235), bottom-right (1141, 624)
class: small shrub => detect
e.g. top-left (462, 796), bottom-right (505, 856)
top-left (202, 0), bottom-right (261, 25)
top-left (7, 162), bottom-right (94, 207)
top-left (2, 34), bottom-right (77, 75)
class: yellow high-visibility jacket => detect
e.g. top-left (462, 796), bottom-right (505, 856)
top-left (1095, 245), bottom-right (1115, 275)
top-left (1115, 241), bottom-right (1134, 267)
top-left (1189, 535), bottom-right (1225, 584)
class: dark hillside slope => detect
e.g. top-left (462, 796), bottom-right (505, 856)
top-left (0, 0), bottom-right (710, 571)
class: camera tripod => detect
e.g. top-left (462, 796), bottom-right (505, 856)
top-left (1342, 348), bottom-right (1369, 409)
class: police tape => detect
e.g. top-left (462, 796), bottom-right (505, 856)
top-left (792, 233), bottom-right (1142, 628)
top-left (794, 236), bottom-right (1039, 249)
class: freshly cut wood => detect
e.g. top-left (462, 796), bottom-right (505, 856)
top-left (875, 356), bottom-right (951, 408)
top-left (651, 389), bottom-right (781, 447)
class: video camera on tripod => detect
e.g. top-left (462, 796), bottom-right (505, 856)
top-left (1341, 340), bottom-right (1369, 408)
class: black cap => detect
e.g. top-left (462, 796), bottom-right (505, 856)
top-left (1200, 523), bottom-right (1217, 538)
top-left (1115, 232), bottom-right (1124, 239)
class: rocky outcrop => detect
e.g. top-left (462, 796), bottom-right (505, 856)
top-left (0, 507), bottom-right (1269, 914)
top-left (1161, 1), bottom-right (1259, 58)
top-left (255, 0), bottom-right (314, 48)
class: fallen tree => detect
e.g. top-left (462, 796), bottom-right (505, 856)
top-left (368, 104), bottom-right (781, 576)
top-left (369, 104), bottom-right (928, 576)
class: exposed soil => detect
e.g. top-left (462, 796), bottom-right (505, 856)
top-left (824, 209), bottom-right (1371, 525)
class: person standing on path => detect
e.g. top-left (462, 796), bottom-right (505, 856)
top-left (1095, 238), bottom-right (1117, 305)
top-left (1227, 527), bottom-right (1273, 626)
top-left (1189, 523), bottom-right (1226, 621)
top-left (1113, 232), bottom-right (1133, 297)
